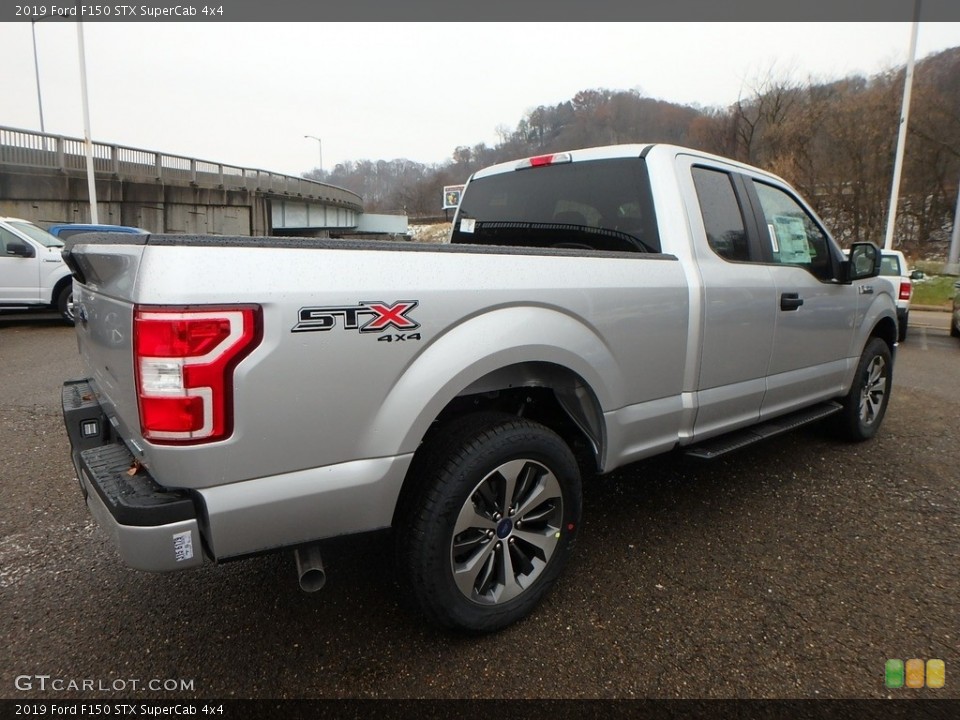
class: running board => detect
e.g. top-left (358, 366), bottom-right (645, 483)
top-left (684, 401), bottom-right (842, 460)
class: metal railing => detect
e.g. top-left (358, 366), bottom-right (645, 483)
top-left (0, 125), bottom-right (363, 211)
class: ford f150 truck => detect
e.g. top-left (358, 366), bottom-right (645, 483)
top-left (1, 216), bottom-right (74, 323)
top-left (61, 144), bottom-right (897, 632)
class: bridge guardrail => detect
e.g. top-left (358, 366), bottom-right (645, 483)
top-left (0, 125), bottom-right (363, 211)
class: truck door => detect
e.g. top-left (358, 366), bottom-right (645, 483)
top-left (741, 178), bottom-right (859, 418)
top-left (677, 156), bottom-right (777, 441)
top-left (0, 226), bottom-right (41, 303)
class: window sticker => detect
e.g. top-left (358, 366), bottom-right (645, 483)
top-left (460, 218), bottom-right (476, 234)
top-left (772, 215), bottom-right (810, 264)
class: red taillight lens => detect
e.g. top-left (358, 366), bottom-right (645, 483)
top-left (515, 152), bottom-right (572, 170)
top-left (137, 317), bottom-right (232, 357)
top-left (134, 306), bottom-right (261, 444)
top-left (899, 282), bottom-right (911, 301)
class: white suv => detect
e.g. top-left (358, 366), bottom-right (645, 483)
top-left (0, 217), bottom-right (74, 324)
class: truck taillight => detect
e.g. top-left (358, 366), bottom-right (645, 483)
top-left (899, 282), bottom-right (911, 301)
top-left (134, 306), bottom-right (261, 444)
top-left (515, 152), bottom-right (572, 170)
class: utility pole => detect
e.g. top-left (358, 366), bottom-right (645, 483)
top-left (883, 2), bottom-right (921, 251)
top-left (77, 22), bottom-right (99, 224)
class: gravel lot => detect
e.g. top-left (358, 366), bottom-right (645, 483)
top-left (1, 312), bottom-right (957, 700)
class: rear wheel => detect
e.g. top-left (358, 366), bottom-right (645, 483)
top-left (396, 413), bottom-right (581, 632)
top-left (835, 337), bottom-right (892, 441)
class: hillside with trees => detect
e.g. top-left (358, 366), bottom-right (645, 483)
top-left (307, 46), bottom-right (960, 257)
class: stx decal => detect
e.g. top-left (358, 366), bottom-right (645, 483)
top-left (293, 301), bottom-right (420, 334)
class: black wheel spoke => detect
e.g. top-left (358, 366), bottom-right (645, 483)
top-left (450, 457), bottom-right (564, 606)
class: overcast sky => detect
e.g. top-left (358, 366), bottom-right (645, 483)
top-left (3, 22), bottom-right (960, 177)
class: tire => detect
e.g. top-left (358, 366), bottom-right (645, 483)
top-left (897, 312), bottom-right (908, 342)
top-left (56, 284), bottom-right (75, 326)
top-left (951, 318), bottom-right (960, 339)
top-left (396, 412), bottom-right (582, 632)
top-left (835, 337), bottom-right (892, 441)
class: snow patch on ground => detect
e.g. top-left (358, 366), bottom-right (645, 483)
top-left (408, 223), bottom-right (452, 244)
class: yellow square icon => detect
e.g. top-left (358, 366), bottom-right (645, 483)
top-left (926, 659), bottom-right (945, 689)
top-left (905, 658), bottom-right (925, 688)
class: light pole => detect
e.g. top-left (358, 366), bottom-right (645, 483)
top-left (883, 2), bottom-right (921, 251)
top-left (304, 135), bottom-right (322, 175)
top-left (77, 22), bottom-right (99, 224)
top-left (31, 21), bottom-right (46, 134)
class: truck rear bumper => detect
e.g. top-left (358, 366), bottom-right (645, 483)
top-left (62, 379), bottom-right (205, 572)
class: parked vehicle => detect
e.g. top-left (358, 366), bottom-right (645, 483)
top-left (0, 216), bottom-right (74, 323)
top-left (47, 223), bottom-right (148, 241)
top-left (878, 249), bottom-right (920, 342)
top-left (61, 144), bottom-right (897, 632)
top-left (951, 278), bottom-right (960, 338)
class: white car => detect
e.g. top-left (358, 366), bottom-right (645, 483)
top-left (0, 217), bottom-right (74, 324)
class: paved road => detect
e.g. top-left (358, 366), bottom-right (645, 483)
top-left (2, 316), bottom-right (957, 700)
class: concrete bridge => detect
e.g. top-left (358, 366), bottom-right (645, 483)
top-left (0, 125), bottom-right (399, 236)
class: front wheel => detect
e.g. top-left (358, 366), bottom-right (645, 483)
top-left (396, 413), bottom-right (582, 632)
top-left (57, 284), bottom-right (75, 326)
top-left (835, 337), bottom-right (892, 441)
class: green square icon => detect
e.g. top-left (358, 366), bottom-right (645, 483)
top-left (886, 659), bottom-right (905, 688)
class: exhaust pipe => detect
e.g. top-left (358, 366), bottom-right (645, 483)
top-left (294, 545), bottom-right (326, 592)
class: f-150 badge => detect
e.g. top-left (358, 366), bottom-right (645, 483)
top-left (292, 301), bottom-right (420, 334)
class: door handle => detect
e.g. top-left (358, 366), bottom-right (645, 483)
top-left (780, 293), bottom-right (804, 311)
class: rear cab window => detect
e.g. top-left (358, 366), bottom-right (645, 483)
top-left (451, 157), bottom-right (661, 253)
top-left (691, 167), bottom-right (750, 262)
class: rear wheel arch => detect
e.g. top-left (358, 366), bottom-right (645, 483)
top-left (392, 363), bottom-right (603, 527)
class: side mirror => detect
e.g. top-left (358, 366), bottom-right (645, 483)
top-left (910, 269), bottom-right (925, 281)
top-left (5, 241), bottom-right (35, 258)
top-left (840, 242), bottom-right (881, 283)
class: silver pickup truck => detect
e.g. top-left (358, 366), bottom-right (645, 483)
top-left (61, 144), bottom-right (897, 632)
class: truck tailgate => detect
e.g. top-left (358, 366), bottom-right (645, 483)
top-left (65, 239), bottom-right (146, 448)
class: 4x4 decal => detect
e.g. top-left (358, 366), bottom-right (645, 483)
top-left (292, 301), bottom-right (420, 334)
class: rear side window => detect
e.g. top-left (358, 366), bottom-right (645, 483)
top-left (451, 158), bottom-right (660, 253)
top-left (692, 167), bottom-right (749, 262)
top-left (879, 255), bottom-right (902, 276)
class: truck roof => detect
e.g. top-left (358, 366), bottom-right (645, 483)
top-left (470, 143), bottom-right (792, 187)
